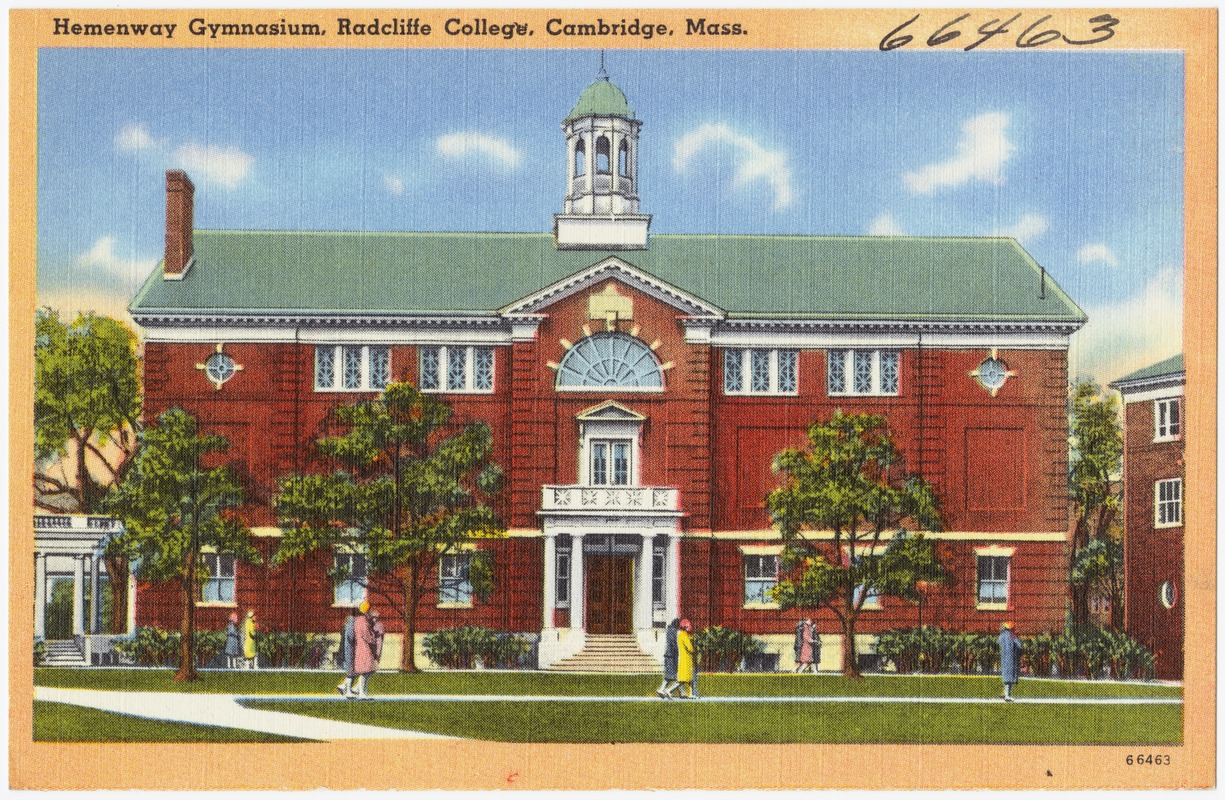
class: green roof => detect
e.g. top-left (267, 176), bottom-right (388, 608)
top-left (131, 230), bottom-right (1085, 325)
top-left (1114, 354), bottom-right (1184, 384)
top-left (566, 79), bottom-right (634, 122)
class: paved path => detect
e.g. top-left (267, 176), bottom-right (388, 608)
top-left (252, 693), bottom-right (1183, 705)
top-left (35, 686), bottom-right (455, 741)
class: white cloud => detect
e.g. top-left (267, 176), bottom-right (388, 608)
top-left (75, 236), bottom-right (158, 285)
top-left (673, 123), bottom-right (795, 212)
top-left (435, 132), bottom-right (522, 169)
top-left (991, 213), bottom-right (1049, 243)
top-left (867, 214), bottom-right (906, 236)
top-left (173, 143), bottom-right (254, 189)
top-left (383, 174), bottom-right (405, 196)
top-left (114, 123), bottom-right (161, 151)
top-left (1077, 243), bottom-right (1120, 268)
top-left (1070, 266), bottom-right (1183, 385)
top-left (903, 112), bottom-right (1014, 194)
top-left (38, 286), bottom-right (136, 329)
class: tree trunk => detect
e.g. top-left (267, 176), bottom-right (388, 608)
top-left (1070, 578), bottom-right (1090, 627)
top-left (174, 574), bottom-right (198, 682)
top-left (399, 567), bottom-right (419, 673)
top-left (103, 554), bottom-right (129, 634)
top-left (74, 435), bottom-right (92, 512)
top-left (840, 613), bottom-right (861, 679)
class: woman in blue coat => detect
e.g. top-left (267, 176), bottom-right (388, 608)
top-left (656, 618), bottom-right (680, 699)
top-left (998, 621), bottom-right (1023, 701)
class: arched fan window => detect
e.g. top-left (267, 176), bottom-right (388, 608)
top-left (556, 333), bottom-right (663, 390)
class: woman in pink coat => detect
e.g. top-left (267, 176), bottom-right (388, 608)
top-left (352, 602), bottom-right (383, 699)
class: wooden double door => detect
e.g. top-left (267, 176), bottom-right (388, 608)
top-left (585, 555), bottom-right (633, 634)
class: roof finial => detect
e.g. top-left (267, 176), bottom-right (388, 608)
top-left (598, 50), bottom-right (608, 80)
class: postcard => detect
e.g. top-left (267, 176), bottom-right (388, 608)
top-left (10, 7), bottom-right (1215, 790)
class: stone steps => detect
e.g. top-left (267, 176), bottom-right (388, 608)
top-left (548, 634), bottom-right (661, 673)
top-left (42, 640), bottom-right (87, 667)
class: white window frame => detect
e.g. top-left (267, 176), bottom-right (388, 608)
top-left (420, 345), bottom-right (495, 394)
top-left (314, 345), bottom-right (391, 392)
top-left (827, 349), bottom-right (900, 397)
top-left (438, 552), bottom-right (474, 608)
top-left (1154, 478), bottom-right (1183, 528)
top-left (579, 415), bottom-right (643, 487)
top-left (975, 554), bottom-right (1011, 610)
top-left (588, 438), bottom-right (633, 486)
top-left (332, 550), bottom-right (369, 607)
top-left (741, 546), bottom-right (781, 609)
top-left (1154, 398), bottom-right (1182, 442)
top-left (723, 348), bottom-right (799, 396)
top-left (198, 551), bottom-right (236, 607)
top-left (555, 542), bottom-right (571, 608)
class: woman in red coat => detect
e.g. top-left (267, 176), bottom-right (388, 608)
top-left (352, 601), bottom-right (382, 699)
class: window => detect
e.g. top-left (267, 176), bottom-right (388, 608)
top-left (205, 352), bottom-right (238, 387)
top-left (743, 554), bottom-right (779, 606)
top-left (723, 349), bottom-right (799, 395)
top-left (1155, 478), bottom-right (1183, 527)
top-left (556, 333), bottom-right (663, 390)
top-left (420, 346), bottom-right (495, 393)
top-left (852, 555), bottom-right (882, 609)
top-left (200, 553), bottom-right (235, 604)
top-left (315, 345), bottom-right (390, 391)
top-left (333, 552), bottom-right (368, 606)
top-left (1155, 398), bottom-right (1182, 441)
top-left (596, 136), bottom-right (611, 174)
top-left (555, 542), bottom-right (571, 607)
top-left (590, 439), bottom-right (632, 485)
top-left (439, 553), bottom-right (473, 605)
top-left (618, 140), bottom-right (629, 176)
top-left (977, 555), bottom-right (1010, 606)
top-left (652, 540), bottom-right (666, 608)
top-left (1160, 581), bottom-right (1177, 610)
top-left (827, 350), bottom-right (900, 396)
top-left (574, 139), bottom-right (586, 176)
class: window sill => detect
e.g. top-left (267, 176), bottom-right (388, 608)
top-left (1153, 435), bottom-right (1182, 443)
top-left (332, 601), bottom-right (366, 609)
top-left (742, 602), bottom-right (780, 611)
top-left (437, 601), bottom-right (474, 610)
top-left (976, 602), bottom-right (1009, 611)
top-left (421, 388), bottom-right (496, 395)
top-left (829, 392), bottom-right (900, 398)
top-left (196, 601), bottom-right (238, 608)
top-left (723, 391), bottom-right (800, 398)
top-left (1154, 521), bottom-right (1184, 529)
top-left (315, 387), bottom-right (386, 393)
top-left (555, 386), bottom-right (664, 394)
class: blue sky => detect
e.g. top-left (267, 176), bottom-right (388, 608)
top-left (36, 48), bottom-right (1184, 383)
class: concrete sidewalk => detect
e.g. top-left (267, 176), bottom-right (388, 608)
top-left (35, 686), bottom-right (455, 741)
top-left (257, 693), bottom-right (1183, 705)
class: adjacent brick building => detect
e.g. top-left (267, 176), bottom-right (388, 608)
top-left (129, 74), bottom-right (1087, 670)
top-left (1111, 354), bottom-right (1185, 680)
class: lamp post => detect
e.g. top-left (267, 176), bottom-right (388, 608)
top-left (915, 580), bottom-right (933, 674)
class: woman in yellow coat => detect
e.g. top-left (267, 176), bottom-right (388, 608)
top-left (243, 610), bottom-right (258, 669)
top-left (676, 619), bottom-right (697, 699)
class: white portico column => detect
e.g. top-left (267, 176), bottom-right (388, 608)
top-left (635, 533), bottom-right (654, 629)
top-left (665, 534), bottom-right (681, 623)
top-left (89, 554), bottom-right (101, 634)
top-left (569, 532), bottom-right (585, 630)
top-left (542, 533), bottom-right (557, 630)
top-left (72, 555), bottom-right (85, 636)
top-left (34, 554), bottom-right (46, 638)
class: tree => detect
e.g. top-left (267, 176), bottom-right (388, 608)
top-left (105, 409), bottom-right (258, 681)
top-left (1072, 536), bottom-right (1125, 630)
top-left (35, 309), bottom-right (142, 634)
top-left (1068, 379), bottom-right (1124, 627)
top-left (766, 411), bottom-right (946, 678)
top-left (273, 382), bottom-right (504, 672)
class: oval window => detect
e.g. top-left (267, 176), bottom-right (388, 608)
top-left (205, 352), bottom-right (238, 386)
top-left (975, 357), bottom-right (1009, 392)
top-left (1159, 580), bottom-right (1177, 610)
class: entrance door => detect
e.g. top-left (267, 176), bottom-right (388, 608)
top-left (585, 556), bottom-right (633, 634)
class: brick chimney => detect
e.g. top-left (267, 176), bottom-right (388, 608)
top-left (164, 170), bottom-right (195, 279)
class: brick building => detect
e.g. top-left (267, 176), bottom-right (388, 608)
top-left (129, 74), bottom-right (1086, 670)
top-left (1111, 354), bottom-right (1184, 680)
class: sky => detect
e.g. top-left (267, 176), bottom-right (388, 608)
top-left (36, 48), bottom-right (1184, 384)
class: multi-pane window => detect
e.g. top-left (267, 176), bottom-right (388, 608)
top-left (723, 349), bottom-right (800, 395)
top-left (420, 346), bottom-right (495, 393)
top-left (333, 552), bottom-right (368, 606)
top-left (1154, 398), bottom-right (1182, 441)
top-left (977, 555), bottom-right (1010, 605)
top-left (200, 553), bottom-right (235, 604)
top-left (590, 440), bottom-right (631, 486)
top-left (439, 553), bottom-right (473, 605)
top-left (556, 333), bottom-right (663, 389)
top-left (827, 350), bottom-right (900, 396)
top-left (652, 540), bottom-right (666, 608)
top-left (1155, 478), bottom-right (1183, 527)
top-left (743, 554), bottom-right (779, 605)
top-left (555, 542), bottom-right (571, 607)
top-left (315, 345), bottom-right (390, 391)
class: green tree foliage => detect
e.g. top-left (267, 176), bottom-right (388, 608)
top-left (766, 411), bottom-right (946, 677)
top-left (34, 309), bottom-right (142, 633)
top-left (105, 409), bottom-right (257, 681)
top-left (1068, 380), bottom-right (1124, 627)
top-left (273, 382), bottom-right (505, 672)
top-left (1073, 537), bottom-right (1125, 631)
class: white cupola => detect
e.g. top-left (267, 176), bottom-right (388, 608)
top-left (553, 68), bottom-right (651, 250)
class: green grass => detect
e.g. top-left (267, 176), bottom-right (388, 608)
top-left (34, 668), bottom-right (1183, 699)
top-left (33, 701), bottom-right (312, 743)
top-left (242, 698), bottom-right (1182, 745)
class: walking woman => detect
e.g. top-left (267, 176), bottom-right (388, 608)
top-left (224, 612), bottom-right (242, 669)
top-left (243, 609), bottom-right (258, 669)
top-left (676, 618), bottom-right (698, 699)
top-left (656, 618), bottom-right (680, 699)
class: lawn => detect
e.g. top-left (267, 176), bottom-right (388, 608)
top-left (33, 700), bottom-right (311, 743)
top-left (242, 698), bottom-right (1182, 745)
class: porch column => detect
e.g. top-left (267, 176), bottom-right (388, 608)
top-left (635, 533), bottom-right (655, 629)
top-left (569, 532), bottom-right (585, 631)
top-left (126, 573), bottom-right (137, 635)
top-left (72, 555), bottom-right (85, 636)
top-left (89, 554), bottom-right (101, 634)
top-left (542, 533), bottom-right (556, 630)
top-left (665, 534), bottom-right (680, 623)
top-left (34, 554), bottom-right (46, 638)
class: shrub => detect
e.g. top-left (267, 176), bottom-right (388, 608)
top-left (692, 625), bottom-right (764, 673)
top-left (489, 634), bottom-right (532, 669)
top-left (1021, 632), bottom-right (1054, 677)
top-left (875, 628), bottom-right (919, 674)
top-left (34, 638), bottom-right (46, 667)
top-left (423, 625), bottom-right (499, 669)
top-left (113, 626), bottom-right (180, 667)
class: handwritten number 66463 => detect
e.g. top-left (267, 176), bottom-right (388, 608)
top-left (880, 13), bottom-right (1120, 52)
